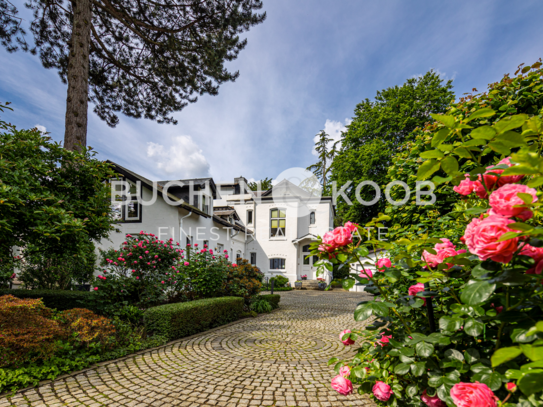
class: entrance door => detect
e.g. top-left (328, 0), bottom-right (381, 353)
top-left (300, 244), bottom-right (312, 279)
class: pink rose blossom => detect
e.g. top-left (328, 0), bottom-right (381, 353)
top-left (343, 221), bottom-right (359, 233)
top-left (339, 329), bottom-right (355, 345)
top-left (376, 258), bottom-right (392, 271)
top-left (489, 184), bottom-right (537, 219)
top-left (184, 261), bottom-right (190, 266)
top-left (339, 366), bottom-right (351, 377)
top-left (94, 287), bottom-right (98, 291)
top-left (332, 226), bottom-right (352, 247)
top-left (453, 175), bottom-right (479, 196)
top-left (359, 269), bottom-right (373, 279)
top-left (331, 375), bottom-right (353, 395)
top-left (520, 244), bottom-right (543, 274)
top-left (421, 390), bottom-right (446, 407)
top-left (372, 381), bottom-right (393, 401)
top-left (408, 283), bottom-right (425, 297)
top-left (377, 334), bottom-right (392, 347)
top-left (225, 255), bottom-right (229, 259)
top-left (450, 382), bottom-right (498, 407)
top-left (488, 157), bottom-right (524, 187)
top-left (232, 263), bottom-right (238, 267)
top-left (464, 215), bottom-right (519, 263)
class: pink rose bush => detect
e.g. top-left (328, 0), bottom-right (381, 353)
top-left (317, 72), bottom-right (543, 405)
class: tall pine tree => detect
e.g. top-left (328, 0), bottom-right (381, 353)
top-left (2, 0), bottom-right (265, 150)
top-left (307, 130), bottom-right (338, 192)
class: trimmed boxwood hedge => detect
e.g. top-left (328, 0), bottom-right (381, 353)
top-left (0, 289), bottom-right (95, 311)
top-left (143, 296), bottom-right (243, 341)
top-left (260, 294), bottom-right (280, 309)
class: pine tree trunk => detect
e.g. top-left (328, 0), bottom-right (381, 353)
top-left (64, 0), bottom-right (91, 151)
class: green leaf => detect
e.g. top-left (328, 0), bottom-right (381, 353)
top-left (491, 346), bottom-right (522, 367)
top-left (439, 316), bottom-right (463, 332)
top-left (496, 131), bottom-right (527, 148)
top-left (460, 281), bottom-right (496, 306)
top-left (494, 114), bottom-right (529, 134)
top-left (410, 362), bottom-right (426, 377)
top-left (416, 341), bottom-right (434, 357)
top-left (342, 278), bottom-right (355, 290)
top-left (440, 156), bottom-right (459, 175)
top-left (354, 303), bottom-right (372, 321)
top-left (520, 344), bottom-right (543, 362)
top-left (465, 348), bottom-right (480, 364)
top-left (431, 128), bottom-right (450, 147)
top-left (394, 363), bottom-right (411, 375)
top-left (454, 147), bottom-right (472, 158)
top-left (473, 371), bottom-right (503, 391)
top-left (518, 370), bottom-right (543, 396)
top-left (488, 141), bottom-right (511, 156)
top-left (431, 113), bottom-right (456, 128)
top-left (337, 253), bottom-right (348, 262)
top-left (406, 384), bottom-right (418, 397)
top-left (417, 159), bottom-right (441, 181)
top-left (464, 318), bottom-right (484, 337)
top-left (444, 349), bottom-right (464, 362)
top-left (517, 193), bottom-right (535, 205)
top-left (471, 126), bottom-right (497, 140)
top-left (420, 149), bottom-right (445, 159)
top-left (465, 108), bottom-right (496, 123)
top-left (328, 357), bottom-right (339, 366)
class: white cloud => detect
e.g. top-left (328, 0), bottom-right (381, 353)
top-left (311, 118), bottom-right (351, 156)
top-left (34, 124), bottom-right (47, 133)
top-left (146, 135), bottom-right (210, 179)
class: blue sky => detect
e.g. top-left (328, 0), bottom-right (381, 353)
top-left (1, 0), bottom-right (543, 183)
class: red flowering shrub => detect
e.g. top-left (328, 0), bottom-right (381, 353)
top-left (222, 259), bottom-right (263, 304)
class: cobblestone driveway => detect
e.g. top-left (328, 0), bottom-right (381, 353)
top-left (1, 290), bottom-right (375, 407)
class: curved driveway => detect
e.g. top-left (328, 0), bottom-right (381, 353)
top-left (1, 290), bottom-right (375, 407)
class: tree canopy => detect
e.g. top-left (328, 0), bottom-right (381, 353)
top-left (330, 71), bottom-right (454, 225)
top-left (307, 130), bottom-right (338, 192)
top-left (249, 177), bottom-right (273, 191)
top-left (1, 0), bottom-right (265, 149)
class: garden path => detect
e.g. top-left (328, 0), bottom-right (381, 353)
top-left (1, 290), bottom-right (376, 407)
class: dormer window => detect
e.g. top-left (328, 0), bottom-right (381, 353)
top-left (270, 208), bottom-right (286, 237)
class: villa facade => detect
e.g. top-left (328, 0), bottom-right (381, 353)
top-left (96, 163), bottom-right (335, 285)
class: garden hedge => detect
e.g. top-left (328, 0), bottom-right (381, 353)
top-left (259, 294), bottom-right (280, 309)
top-left (143, 296), bottom-right (243, 341)
top-left (0, 289), bottom-right (95, 311)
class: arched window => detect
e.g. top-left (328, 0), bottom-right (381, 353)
top-left (309, 211), bottom-right (316, 225)
top-left (270, 208), bottom-right (286, 237)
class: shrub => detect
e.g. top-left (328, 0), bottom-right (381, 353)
top-left (94, 231), bottom-right (184, 310)
top-left (250, 297), bottom-right (272, 313)
top-left (259, 294), bottom-right (280, 309)
top-left (223, 259), bottom-right (263, 303)
top-left (19, 241), bottom-right (97, 290)
top-left (0, 120), bottom-right (114, 289)
top-left (269, 275), bottom-right (289, 287)
top-left (0, 289), bottom-right (95, 311)
top-left (143, 296), bottom-right (243, 341)
top-left (58, 308), bottom-right (116, 347)
top-left (179, 247), bottom-right (229, 301)
top-left (0, 295), bottom-right (66, 367)
top-left (262, 286), bottom-right (292, 292)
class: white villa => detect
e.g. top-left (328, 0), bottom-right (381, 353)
top-left (97, 162), bottom-right (335, 285)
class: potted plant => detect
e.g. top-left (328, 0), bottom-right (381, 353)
top-left (301, 274), bottom-right (307, 280)
top-left (317, 277), bottom-right (327, 290)
top-left (294, 280), bottom-right (303, 289)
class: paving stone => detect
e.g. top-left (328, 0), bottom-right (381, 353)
top-left (1, 291), bottom-right (376, 406)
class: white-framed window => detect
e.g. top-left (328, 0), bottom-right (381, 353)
top-left (110, 178), bottom-right (141, 223)
top-left (247, 209), bottom-right (254, 225)
top-left (309, 211), bottom-right (316, 225)
top-left (270, 208), bottom-right (286, 237)
top-left (236, 251), bottom-right (242, 260)
top-left (202, 194), bottom-right (210, 215)
top-left (302, 244), bottom-right (311, 265)
top-left (269, 258), bottom-right (286, 270)
top-left (250, 252), bottom-right (256, 265)
top-left (217, 243), bottom-right (224, 254)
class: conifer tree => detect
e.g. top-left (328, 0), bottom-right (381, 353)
top-left (1, 0), bottom-right (265, 151)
